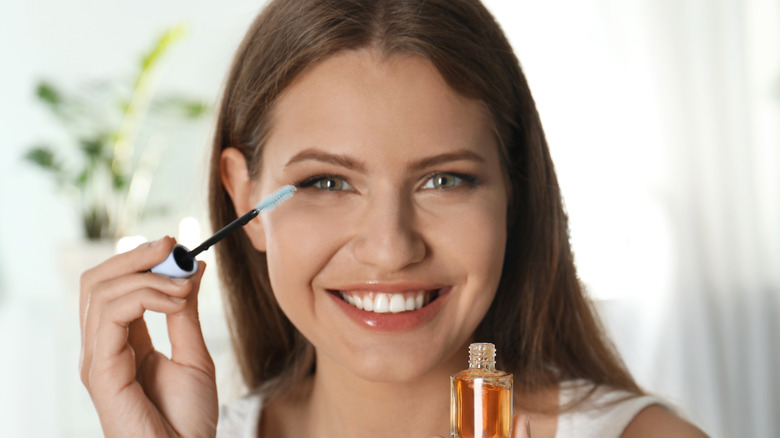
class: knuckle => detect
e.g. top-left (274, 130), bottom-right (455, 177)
top-left (84, 280), bottom-right (111, 312)
top-left (79, 268), bottom-right (96, 292)
top-left (80, 368), bottom-right (90, 389)
top-left (98, 298), bottom-right (119, 323)
top-left (78, 355), bottom-right (91, 388)
top-left (86, 367), bottom-right (99, 393)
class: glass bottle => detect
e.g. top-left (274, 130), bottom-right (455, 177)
top-left (450, 343), bottom-right (513, 438)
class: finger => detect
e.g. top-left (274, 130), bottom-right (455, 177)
top-left (167, 261), bottom-right (214, 375)
top-left (89, 288), bottom-right (188, 394)
top-left (83, 271), bottom-right (192, 349)
top-left (124, 277), bottom-right (192, 368)
top-left (128, 318), bottom-right (154, 371)
top-left (513, 414), bottom-right (531, 438)
top-left (79, 236), bottom-right (176, 327)
top-left (80, 271), bottom-right (193, 387)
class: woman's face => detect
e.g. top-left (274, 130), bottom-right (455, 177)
top-left (246, 49), bottom-right (507, 382)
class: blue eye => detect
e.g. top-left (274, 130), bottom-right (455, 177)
top-left (298, 175), bottom-right (353, 191)
top-left (422, 173), bottom-right (467, 189)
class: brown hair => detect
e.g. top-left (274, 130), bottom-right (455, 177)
top-left (208, 0), bottom-right (642, 401)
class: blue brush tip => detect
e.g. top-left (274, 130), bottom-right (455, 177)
top-left (255, 184), bottom-right (297, 212)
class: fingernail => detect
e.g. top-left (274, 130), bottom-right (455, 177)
top-left (169, 296), bottom-right (186, 303)
top-left (171, 277), bottom-right (189, 285)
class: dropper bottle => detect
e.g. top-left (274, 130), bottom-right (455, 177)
top-left (450, 343), bottom-right (513, 438)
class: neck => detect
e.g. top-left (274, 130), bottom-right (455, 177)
top-left (303, 351), bottom-right (461, 438)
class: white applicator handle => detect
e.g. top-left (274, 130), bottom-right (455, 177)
top-left (150, 244), bottom-right (197, 278)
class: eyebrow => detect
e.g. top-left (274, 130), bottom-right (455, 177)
top-left (284, 148), bottom-right (485, 172)
top-left (408, 150), bottom-right (485, 171)
top-left (285, 149), bottom-right (368, 172)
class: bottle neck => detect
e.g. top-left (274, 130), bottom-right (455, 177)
top-left (468, 343), bottom-right (496, 371)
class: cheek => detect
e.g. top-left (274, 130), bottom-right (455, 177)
top-left (261, 207), bottom-right (347, 308)
top-left (430, 198), bottom-right (507, 273)
top-left (463, 221), bottom-right (506, 304)
top-left (429, 200), bottom-right (507, 321)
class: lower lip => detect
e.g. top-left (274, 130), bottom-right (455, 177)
top-left (327, 288), bottom-right (451, 332)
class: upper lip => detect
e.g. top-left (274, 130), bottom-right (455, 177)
top-left (330, 282), bottom-right (447, 294)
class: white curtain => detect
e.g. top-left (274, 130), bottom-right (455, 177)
top-left (628, 0), bottom-right (780, 436)
top-left (488, 0), bottom-right (780, 436)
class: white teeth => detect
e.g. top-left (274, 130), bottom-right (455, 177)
top-left (339, 290), bottom-right (436, 314)
top-left (362, 294), bottom-right (374, 311)
top-left (404, 295), bottom-right (416, 311)
top-left (389, 294), bottom-right (406, 313)
top-left (374, 294), bottom-right (390, 313)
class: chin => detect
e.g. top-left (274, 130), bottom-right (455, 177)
top-left (331, 339), bottom-right (461, 385)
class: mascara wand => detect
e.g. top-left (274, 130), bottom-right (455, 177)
top-left (150, 185), bottom-right (296, 278)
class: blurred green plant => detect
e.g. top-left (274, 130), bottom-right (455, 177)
top-left (24, 25), bottom-right (209, 240)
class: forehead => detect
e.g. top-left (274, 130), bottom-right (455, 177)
top-left (263, 48), bottom-right (497, 166)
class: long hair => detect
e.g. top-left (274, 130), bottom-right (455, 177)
top-left (208, 0), bottom-right (641, 401)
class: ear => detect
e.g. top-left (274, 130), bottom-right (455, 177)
top-left (220, 147), bottom-right (267, 252)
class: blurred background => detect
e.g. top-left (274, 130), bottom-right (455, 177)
top-left (0, 0), bottom-right (776, 436)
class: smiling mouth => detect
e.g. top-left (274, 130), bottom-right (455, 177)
top-left (334, 289), bottom-right (441, 314)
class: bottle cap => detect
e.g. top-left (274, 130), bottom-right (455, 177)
top-left (469, 342), bottom-right (496, 369)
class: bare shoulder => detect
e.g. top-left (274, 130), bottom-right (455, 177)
top-left (621, 404), bottom-right (709, 438)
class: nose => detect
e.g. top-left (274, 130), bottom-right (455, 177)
top-left (349, 190), bottom-right (426, 271)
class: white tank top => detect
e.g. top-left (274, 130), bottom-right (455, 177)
top-left (556, 380), bottom-right (667, 437)
top-left (216, 380), bottom-right (666, 438)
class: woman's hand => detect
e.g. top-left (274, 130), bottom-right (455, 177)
top-left (432, 413), bottom-right (532, 438)
top-left (79, 236), bottom-right (218, 437)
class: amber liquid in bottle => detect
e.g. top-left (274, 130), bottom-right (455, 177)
top-left (450, 343), bottom-right (513, 438)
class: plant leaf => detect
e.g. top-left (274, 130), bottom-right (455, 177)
top-left (140, 24), bottom-right (188, 71)
top-left (152, 94), bottom-right (209, 118)
top-left (112, 168), bottom-right (129, 190)
top-left (24, 146), bottom-right (62, 171)
top-left (74, 168), bottom-right (90, 189)
top-left (79, 137), bottom-right (105, 160)
top-left (36, 82), bottom-right (62, 107)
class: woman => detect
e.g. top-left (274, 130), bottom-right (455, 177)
top-left (79, 0), bottom-right (707, 436)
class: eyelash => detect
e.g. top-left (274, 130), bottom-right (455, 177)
top-left (294, 174), bottom-right (350, 191)
top-left (292, 172), bottom-right (480, 192)
top-left (424, 172), bottom-right (480, 189)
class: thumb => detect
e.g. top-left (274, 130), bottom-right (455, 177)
top-left (513, 414), bottom-right (531, 438)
